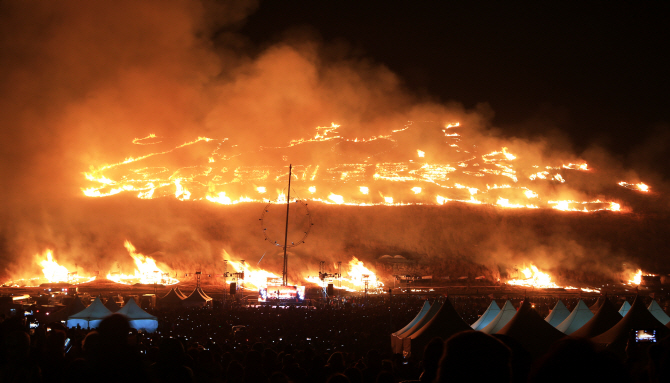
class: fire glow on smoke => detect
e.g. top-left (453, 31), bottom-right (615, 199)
top-left (4, 242), bottom-right (178, 287)
top-left (82, 122), bottom-right (648, 212)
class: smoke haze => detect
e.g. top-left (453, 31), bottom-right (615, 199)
top-left (0, 1), bottom-right (667, 284)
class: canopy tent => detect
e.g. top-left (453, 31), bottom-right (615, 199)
top-left (649, 300), bottom-right (670, 325)
top-left (401, 298), bottom-right (471, 358)
top-left (472, 300), bottom-right (501, 331)
top-left (182, 287), bottom-right (213, 308)
top-left (50, 295), bottom-right (87, 323)
top-left (66, 296), bottom-right (113, 329)
top-left (497, 299), bottom-right (566, 356)
top-left (393, 300), bottom-right (442, 354)
top-left (105, 297), bottom-right (121, 312)
top-left (545, 300), bottom-right (570, 327)
top-left (589, 296), bottom-right (606, 314)
top-left (618, 300), bottom-right (631, 317)
top-left (159, 288), bottom-right (185, 309)
top-left (556, 300), bottom-right (593, 335)
top-left (175, 287), bottom-right (188, 299)
top-left (570, 297), bottom-right (622, 339)
top-left (592, 296), bottom-right (670, 354)
top-left (117, 297), bottom-right (158, 332)
top-left (391, 301), bottom-right (430, 352)
top-left (480, 300), bottom-right (516, 334)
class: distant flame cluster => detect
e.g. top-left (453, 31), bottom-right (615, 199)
top-left (81, 121), bottom-right (651, 213)
top-left (4, 242), bottom-right (178, 287)
top-left (506, 264), bottom-right (600, 293)
top-left (220, 255), bottom-right (381, 293)
top-left (106, 241), bottom-right (179, 285)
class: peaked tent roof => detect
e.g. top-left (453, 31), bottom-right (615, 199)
top-left (161, 288), bottom-right (184, 302)
top-left (556, 300), bottom-right (594, 335)
top-left (393, 300), bottom-right (442, 354)
top-left (117, 297), bottom-right (157, 320)
top-left (68, 296), bottom-right (113, 321)
top-left (471, 300), bottom-right (501, 331)
top-left (392, 301), bottom-right (430, 353)
top-left (590, 296), bottom-right (606, 313)
top-left (570, 297), bottom-right (621, 339)
top-left (402, 298), bottom-right (471, 358)
top-left (649, 300), bottom-right (670, 325)
top-left (545, 300), bottom-right (571, 327)
top-left (592, 296), bottom-right (670, 352)
top-left (394, 301), bottom-right (431, 337)
top-left (497, 299), bottom-right (566, 356)
top-left (183, 287), bottom-right (213, 302)
top-left (481, 300), bottom-right (516, 334)
top-left (175, 287), bottom-right (188, 299)
top-left (51, 295), bottom-right (87, 322)
top-left (618, 300), bottom-right (631, 317)
top-left (105, 297), bottom-right (121, 313)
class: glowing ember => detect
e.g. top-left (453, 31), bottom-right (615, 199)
top-left (360, 186), bottom-right (369, 194)
top-left (106, 241), bottom-right (179, 285)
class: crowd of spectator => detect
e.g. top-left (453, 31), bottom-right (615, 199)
top-left (0, 294), bottom-right (667, 382)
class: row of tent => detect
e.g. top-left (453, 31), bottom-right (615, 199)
top-left (392, 295), bottom-right (670, 358)
top-left (160, 286), bottom-right (213, 309)
top-left (57, 295), bottom-right (159, 332)
top-left (50, 286), bottom-right (213, 332)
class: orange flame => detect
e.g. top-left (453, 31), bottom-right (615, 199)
top-left (106, 241), bottom-right (178, 285)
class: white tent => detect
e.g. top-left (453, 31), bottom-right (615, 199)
top-left (556, 299), bottom-right (593, 334)
top-left (67, 296), bottom-right (113, 329)
top-left (648, 300), bottom-right (670, 325)
top-left (618, 301), bottom-right (631, 317)
top-left (471, 300), bottom-right (501, 331)
top-left (117, 297), bottom-right (158, 333)
top-left (480, 300), bottom-right (516, 334)
top-left (545, 300), bottom-right (570, 327)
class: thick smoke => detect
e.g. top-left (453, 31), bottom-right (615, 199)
top-left (0, 1), bottom-right (666, 284)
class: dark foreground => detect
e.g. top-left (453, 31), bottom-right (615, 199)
top-left (0, 296), bottom-right (667, 382)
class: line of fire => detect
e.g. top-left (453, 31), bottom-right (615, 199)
top-left (0, 118), bottom-right (662, 320)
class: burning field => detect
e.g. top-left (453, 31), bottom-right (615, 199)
top-left (0, 1), bottom-right (668, 293)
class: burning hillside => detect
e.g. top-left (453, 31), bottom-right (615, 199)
top-left (81, 121), bottom-right (642, 213)
top-left (0, 1), bottom-right (667, 289)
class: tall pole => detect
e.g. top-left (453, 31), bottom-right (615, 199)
top-left (283, 164), bottom-right (292, 286)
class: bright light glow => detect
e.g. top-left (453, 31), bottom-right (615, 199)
top-left (360, 186), bottom-right (369, 194)
top-left (411, 187), bottom-right (421, 194)
top-left (257, 187), bottom-right (266, 194)
top-left (328, 193), bottom-right (344, 204)
top-left (417, 150), bottom-right (425, 158)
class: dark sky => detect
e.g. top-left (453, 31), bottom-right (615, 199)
top-left (238, 1), bottom-right (669, 175)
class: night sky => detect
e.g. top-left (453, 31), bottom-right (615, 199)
top-left (238, 1), bottom-right (670, 178)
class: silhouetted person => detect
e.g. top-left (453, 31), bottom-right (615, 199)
top-left (150, 337), bottom-right (194, 383)
top-left (436, 331), bottom-right (511, 383)
top-left (0, 330), bottom-right (42, 382)
top-left (327, 373), bottom-right (352, 383)
top-left (529, 337), bottom-right (628, 383)
top-left (419, 338), bottom-right (443, 383)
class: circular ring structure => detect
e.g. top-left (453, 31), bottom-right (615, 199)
top-left (260, 195), bottom-right (313, 248)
